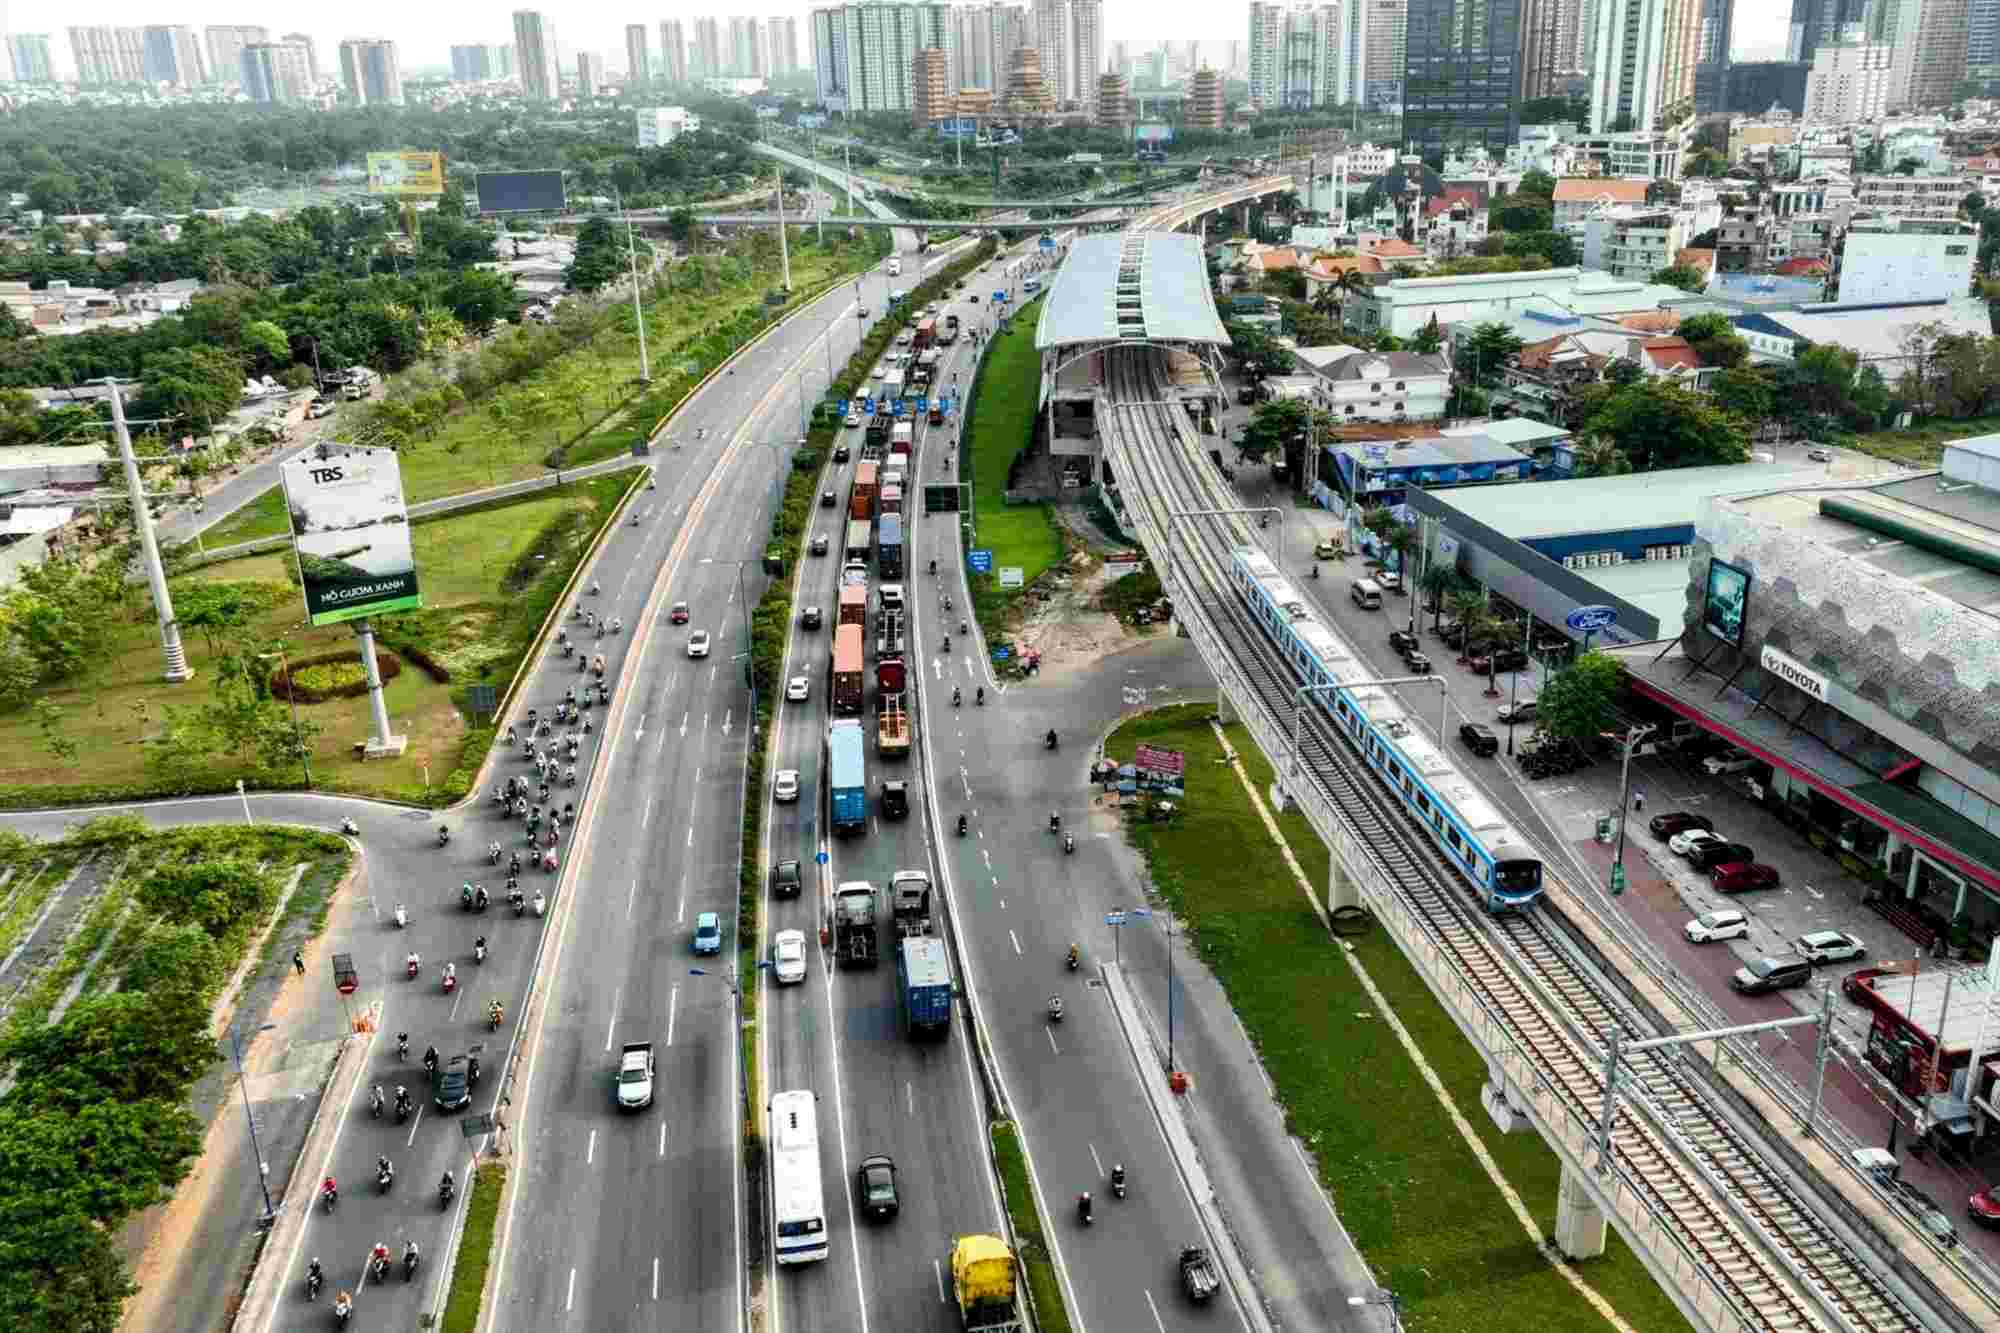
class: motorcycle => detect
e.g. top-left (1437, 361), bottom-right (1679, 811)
top-left (511, 890), bottom-right (526, 917)
top-left (943, 635), bottom-right (951, 654)
top-left (394, 903), bottom-right (408, 929)
top-left (406, 955), bottom-right (420, 980)
top-left (474, 886), bottom-right (490, 912)
top-left (395, 1092), bottom-right (412, 1124)
top-left (533, 891), bottom-right (547, 917)
top-left (488, 1002), bottom-right (505, 1032)
top-left (474, 938), bottom-right (487, 965)
top-left (369, 1251), bottom-right (390, 1284)
top-left (439, 1176), bottom-right (456, 1207)
top-left (1047, 995), bottom-right (1064, 1022)
top-left (370, 1087), bottom-right (384, 1119)
top-left (396, 1032), bottom-right (409, 1061)
top-left (1046, 731), bottom-right (1058, 751)
top-left (340, 818), bottom-right (359, 836)
top-left (1066, 945), bottom-right (1079, 970)
top-left (976, 687), bottom-right (984, 706)
top-left (442, 968), bottom-right (457, 995)
top-left (333, 1294), bottom-right (352, 1326)
top-left (1110, 1165), bottom-right (1127, 1200)
top-left (404, 1248), bottom-right (420, 1282)
top-left (487, 843), bottom-right (502, 866)
top-left (952, 686), bottom-right (961, 708)
top-left (376, 1163), bottom-right (394, 1193)
top-left (436, 826), bottom-right (451, 848)
top-left (460, 883), bottom-right (475, 911)
top-left (1064, 833), bottom-right (1075, 855)
top-left (305, 1267), bottom-right (323, 1302)
top-left (319, 1181), bottom-right (338, 1213)
top-left (957, 814), bottom-right (968, 837)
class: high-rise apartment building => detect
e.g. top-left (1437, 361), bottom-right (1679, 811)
top-left (1363, 0), bottom-right (1406, 101)
top-left (205, 26), bottom-right (268, 86)
top-left (340, 39), bottom-right (404, 106)
top-left (1553, 0), bottom-right (1587, 74)
top-left (69, 25), bottom-right (145, 84)
top-left (626, 25), bottom-right (650, 83)
top-left (143, 25), bottom-right (207, 86)
top-left (450, 43), bottom-right (512, 81)
top-left (953, 2), bottom-right (1028, 91)
top-left (9, 34), bottom-right (55, 82)
top-left (1785, 0), bottom-right (1870, 64)
top-left (1522, 0), bottom-right (1565, 98)
top-left (811, 2), bottom-right (956, 113)
top-left (285, 32), bottom-right (320, 82)
top-left (912, 46), bottom-right (950, 123)
top-left (1188, 64), bottom-right (1224, 127)
top-left (769, 17), bottom-right (803, 76)
top-left (1073, 0), bottom-right (1104, 108)
top-left (1248, 3), bottom-right (1365, 109)
top-left (1971, 0), bottom-right (2000, 77)
top-left (513, 9), bottom-right (562, 100)
top-left (693, 17), bottom-right (723, 77)
top-left (1804, 22), bottom-right (1893, 119)
top-left (241, 41), bottom-right (312, 104)
top-left (660, 20), bottom-right (689, 81)
top-left (1403, 0), bottom-right (1524, 162)
top-left (728, 15), bottom-right (766, 75)
top-left (1587, 0), bottom-right (1700, 133)
top-left (576, 52), bottom-right (603, 96)
top-left (1886, 0), bottom-right (1970, 108)
top-left (1694, 0), bottom-right (1733, 112)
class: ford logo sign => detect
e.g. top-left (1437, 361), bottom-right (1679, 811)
top-left (1566, 605), bottom-right (1618, 633)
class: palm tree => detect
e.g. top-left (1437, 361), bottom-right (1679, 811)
top-left (1420, 565), bottom-right (1459, 633)
top-left (1572, 434), bottom-right (1632, 478)
top-left (1445, 587), bottom-right (1486, 664)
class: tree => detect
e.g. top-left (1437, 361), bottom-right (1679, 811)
top-left (133, 345), bottom-right (243, 435)
top-left (1791, 342), bottom-right (1861, 422)
top-left (1676, 312), bottom-right (1748, 368)
top-left (1409, 314), bottom-right (1443, 354)
top-left (1585, 379), bottom-right (1749, 470)
top-left (564, 217), bottom-right (625, 294)
top-left (1516, 168), bottom-right (1558, 199)
top-left (1491, 195), bottom-right (1554, 235)
top-left (1505, 230), bottom-right (1577, 267)
top-left (1571, 435), bottom-right (1633, 477)
top-left (1224, 321), bottom-right (1295, 376)
top-left (1237, 398), bottom-right (1312, 467)
top-left (1651, 264), bottom-right (1708, 293)
top-left (1710, 366), bottom-right (1775, 422)
top-left (1453, 322), bottom-right (1523, 388)
top-left (1537, 651), bottom-right (1625, 744)
top-left (241, 319), bottom-right (290, 373)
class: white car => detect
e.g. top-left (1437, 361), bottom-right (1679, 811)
top-left (1670, 827), bottom-right (1725, 858)
top-left (1685, 909), bottom-right (1749, 944)
top-left (687, 631), bottom-right (711, 659)
top-left (1795, 929), bottom-right (1865, 964)
top-left (772, 929), bottom-right (807, 985)
top-left (845, 410), bottom-right (862, 428)
top-left (786, 675), bottom-right (810, 702)
top-left (774, 768), bottom-right (800, 802)
top-left (871, 363), bottom-right (887, 380)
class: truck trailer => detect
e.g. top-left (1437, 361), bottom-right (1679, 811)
top-left (899, 936), bottom-right (952, 1037)
top-left (831, 626), bottom-right (865, 715)
top-left (845, 519), bottom-right (873, 563)
top-left (878, 513), bottom-right (904, 579)
top-left (877, 699), bottom-right (910, 757)
top-left (850, 461), bottom-right (879, 521)
top-left (942, 313), bottom-right (961, 344)
top-left (828, 721), bottom-right (868, 835)
top-left (890, 421), bottom-right (913, 456)
top-left (838, 584), bottom-right (868, 632)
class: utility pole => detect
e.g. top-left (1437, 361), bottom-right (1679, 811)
top-left (614, 187), bottom-right (650, 383)
top-left (107, 380), bottom-right (193, 682)
top-left (773, 163), bottom-right (793, 291)
top-left (843, 142), bottom-right (856, 214)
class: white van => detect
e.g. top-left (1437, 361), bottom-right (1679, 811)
top-left (886, 257), bottom-right (902, 276)
top-left (1350, 579), bottom-right (1384, 610)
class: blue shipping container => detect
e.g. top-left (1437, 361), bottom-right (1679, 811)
top-left (898, 937), bottom-right (952, 1036)
top-left (829, 720), bottom-right (868, 835)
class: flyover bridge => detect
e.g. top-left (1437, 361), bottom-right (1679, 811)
top-left (1071, 180), bottom-right (1998, 1333)
top-left (690, 213), bottom-right (1139, 233)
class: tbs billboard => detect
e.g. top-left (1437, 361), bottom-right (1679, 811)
top-left (280, 448), bottom-right (422, 627)
top-left (475, 170), bottom-right (568, 215)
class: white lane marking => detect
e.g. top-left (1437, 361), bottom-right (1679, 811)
top-left (404, 1107), bottom-right (424, 1145)
top-left (644, 796), bottom-right (654, 828)
top-left (687, 826), bottom-right (694, 848)
top-left (635, 711), bottom-right (646, 739)
top-left (667, 986), bottom-right (679, 1046)
top-left (587, 1129), bottom-right (597, 1165)
top-left (722, 709), bottom-right (734, 736)
top-left (1045, 1027), bottom-right (1061, 1055)
top-left (566, 1268), bottom-right (576, 1312)
top-left (1089, 1143), bottom-right (1103, 1177)
top-left (999, 898), bottom-right (1006, 911)
top-left (605, 991), bottom-right (618, 1051)
top-left (906, 1081), bottom-right (914, 1115)
top-left (934, 1259), bottom-right (945, 1303)
top-left (1144, 1289), bottom-right (1167, 1333)
top-left (659, 1121), bottom-right (667, 1158)
top-left (652, 1256), bottom-right (660, 1301)
top-left (680, 712), bottom-right (689, 737)
top-left (1009, 929), bottom-right (1021, 954)
top-left (628, 877), bottom-right (639, 919)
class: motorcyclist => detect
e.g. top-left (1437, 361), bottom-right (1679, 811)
top-left (474, 935), bottom-right (488, 963)
top-left (489, 998), bottom-right (505, 1028)
top-left (976, 686), bottom-right (985, 705)
top-left (943, 633), bottom-right (951, 653)
top-left (1049, 810), bottom-right (1061, 832)
top-left (957, 813), bottom-right (968, 836)
top-left (1064, 832), bottom-right (1075, 854)
top-left (396, 1031), bottom-right (409, 1060)
top-left (929, 558), bottom-right (937, 575)
top-left (406, 949), bottom-right (421, 976)
top-left (1048, 995), bottom-right (1063, 1020)
top-left (1111, 1163), bottom-right (1127, 1195)
top-left (475, 884), bottom-right (490, 910)
top-left (591, 581), bottom-right (601, 595)
top-left (468, 1053), bottom-right (482, 1084)
top-left (423, 1045), bottom-right (439, 1075)
top-left (369, 1243), bottom-right (390, 1280)
top-left (333, 1290), bottom-right (353, 1321)
top-left (443, 961), bottom-right (457, 990)
top-left (488, 839), bottom-right (502, 863)
top-left (376, 1155), bottom-right (394, 1188)
top-left (370, 1084), bottom-right (385, 1116)
top-left (611, 617), bottom-right (622, 633)
top-left (307, 1258), bottom-right (324, 1299)
top-left (1047, 728), bottom-right (1058, 749)
top-left (341, 817), bottom-right (359, 835)
top-left (440, 1169), bottom-right (456, 1202)
top-left (395, 1085), bottom-right (411, 1117)
top-left (1067, 942), bottom-right (1080, 968)
top-left (436, 824), bottom-right (450, 846)
top-left (320, 1175), bottom-right (338, 1207)
top-left (403, 1241), bottom-right (420, 1276)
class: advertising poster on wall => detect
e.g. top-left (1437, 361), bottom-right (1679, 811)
top-left (280, 448), bottom-right (423, 626)
top-left (1701, 559), bottom-right (1750, 648)
top-left (366, 151), bottom-right (446, 196)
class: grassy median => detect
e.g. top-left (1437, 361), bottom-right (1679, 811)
top-left (963, 294), bottom-right (1064, 593)
top-left (1110, 704), bottom-right (1691, 1333)
top-left (990, 1121), bottom-right (1073, 1333)
top-left (440, 1161), bottom-right (507, 1333)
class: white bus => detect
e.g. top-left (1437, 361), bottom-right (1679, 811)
top-left (769, 1090), bottom-right (828, 1264)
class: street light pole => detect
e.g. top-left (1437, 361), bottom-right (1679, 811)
top-left (259, 646), bottom-right (313, 788)
top-left (611, 186), bottom-right (651, 384)
top-left (229, 1021), bottom-right (279, 1225)
top-left (1610, 724), bottom-right (1655, 897)
top-left (107, 379), bottom-right (193, 682)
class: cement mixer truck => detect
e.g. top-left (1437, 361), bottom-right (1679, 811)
top-left (949, 1235), bottom-right (1022, 1332)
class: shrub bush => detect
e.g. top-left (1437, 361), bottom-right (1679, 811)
top-left (268, 649), bottom-right (403, 704)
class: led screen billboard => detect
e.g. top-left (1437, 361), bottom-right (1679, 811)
top-left (1701, 559), bottom-right (1750, 648)
top-left (475, 170), bottom-right (568, 214)
top-left (1134, 123), bottom-right (1175, 145)
top-left (280, 448), bottom-right (422, 626)
top-left (366, 152), bottom-right (446, 196)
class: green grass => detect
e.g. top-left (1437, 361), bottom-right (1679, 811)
top-left (964, 295), bottom-right (1063, 592)
top-left (1838, 413), bottom-right (2000, 467)
top-left (440, 1162), bottom-right (507, 1333)
top-left (1110, 704), bottom-right (1692, 1333)
top-left (197, 486), bottom-right (291, 548)
top-left (991, 1121), bottom-right (1072, 1333)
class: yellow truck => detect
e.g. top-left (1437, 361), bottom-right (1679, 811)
top-left (949, 1235), bottom-right (1021, 1332)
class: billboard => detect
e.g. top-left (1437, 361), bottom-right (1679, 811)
top-left (1700, 559), bottom-right (1750, 648)
top-left (366, 151), bottom-right (446, 196)
top-left (280, 448), bottom-right (422, 627)
top-left (475, 170), bottom-right (568, 215)
top-left (935, 117), bottom-right (980, 140)
top-left (1134, 123), bottom-right (1175, 145)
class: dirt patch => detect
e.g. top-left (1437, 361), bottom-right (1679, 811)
top-left (1010, 554), bottom-right (1160, 680)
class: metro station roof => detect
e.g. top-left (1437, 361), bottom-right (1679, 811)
top-left (1035, 231), bottom-right (1231, 351)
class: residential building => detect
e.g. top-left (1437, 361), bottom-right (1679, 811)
top-left (1695, 0), bottom-right (1733, 112)
top-left (728, 15), bottom-right (766, 76)
top-left (1887, 0), bottom-right (1971, 110)
top-left (340, 39), bottom-right (404, 106)
top-left (1556, 0), bottom-right (1588, 74)
top-left (450, 44), bottom-right (512, 82)
top-left (577, 51), bottom-right (603, 96)
top-left (1363, 0), bottom-right (1406, 102)
top-left (142, 26), bottom-right (207, 87)
top-left (284, 33), bottom-right (320, 83)
top-left (204, 26), bottom-right (267, 86)
top-left (1583, 206), bottom-right (1689, 281)
top-left (1973, 0), bottom-right (2000, 78)
top-left (912, 47), bottom-right (950, 124)
top-left (769, 16), bottom-right (804, 77)
top-left (1552, 177), bottom-right (1650, 230)
top-left (9, 34), bottom-right (56, 83)
top-left (1831, 216), bottom-right (1978, 305)
top-left (1785, 0), bottom-right (1870, 63)
top-left (1312, 350), bottom-right (1453, 421)
top-left (637, 106), bottom-right (702, 146)
top-left (626, 25), bottom-right (651, 84)
top-left (69, 26), bottom-right (144, 85)
top-left (241, 41), bottom-right (311, 105)
top-left (1728, 119), bottom-right (1799, 165)
top-left (953, 1), bottom-right (1029, 90)
top-left (1034, 0), bottom-right (1071, 106)
top-left (1074, 0), bottom-right (1105, 107)
top-left (1248, 2), bottom-right (1365, 111)
top-left (660, 20), bottom-right (689, 83)
top-left (1803, 23), bottom-right (1892, 121)
top-left (1188, 64), bottom-right (1225, 128)
top-left (692, 17), bottom-right (723, 77)
top-left (513, 9), bottom-right (562, 101)
top-left (1723, 60), bottom-right (1809, 114)
top-left (1588, 0), bottom-right (1700, 135)
top-left (1854, 174), bottom-right (1970, 219)
top-left (1420, 188), bottom-right (1490, 258)
top-left (1715, 210), bottom-right (1770, 272)
top-left (1570, 128), bottom-right (1687, 178)
top-left (1403, 0), bottom-right (1525, 164)
top-left (813, 2), bottom-right (956, 114)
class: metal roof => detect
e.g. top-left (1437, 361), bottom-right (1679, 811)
top-left (1035, 231), bottom-right (1230, 351)
top-left (1433, 463), bottom-right (1833, 542)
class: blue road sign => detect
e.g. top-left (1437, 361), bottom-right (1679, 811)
top-left (837, 398), bottom-right (849, 415)
top-left (943, 396), bottom-right (957, 415)
top-left (1565, 605), bottom-right (1619, 633)
top-left (1105, 910), bottom-right (1126, 926)
top-left (993, 291), bottom-right (1008, 303)
top-left (992, 646), bottom-right (1009, 661)
top-left (968, 549), bottom-right (993, 573)
top-left (816, 850), bottom-right (828, 865)
top-left (1040, 236), bottom-right (1055, 251)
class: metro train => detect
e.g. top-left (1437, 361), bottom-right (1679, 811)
top-left (1230, 546), bottom-right (1544, 913)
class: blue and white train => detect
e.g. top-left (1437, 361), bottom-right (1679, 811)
top-left (1231, 547), bottom-right (1544, 912)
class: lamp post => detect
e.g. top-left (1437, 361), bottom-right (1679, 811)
top-left (691, 964), bottom-right (769, 1124)
top-left (258, 646), bottom-right (313, 788)
top-left (1609, 724), bottom-right (1655, 897)
top-left (609, 186), bottom-right (651, 384)
top-left (228, 1021), bottom-right (279, 1225)
top-left (1505, 609), bottom-right (1531, 757)
top-left (1347, 1288), bottom-right (1401, 1330)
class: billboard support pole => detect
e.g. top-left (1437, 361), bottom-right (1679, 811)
top-left (613, 187), bottom-right (651, 384)
top-left (351, 618), bottom-right (407, 757)
top-left (106, 379), bottom-right (192, 683)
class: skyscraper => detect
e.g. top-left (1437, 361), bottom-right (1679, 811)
top-left (1886, 0), bottom-right (1970, 108)
top-left (1402, 0), bottom-right (1524, 163)
top-left (340, 39), bottom-right (404, 105)
top-left (1804, 22), bottom-right (1893, 119)
top-left (241, 41), bottom-right (312, 104)
top-left (9, 34), bottom-right (55, 82)
top-left (513, 9), bottom-right (562, 100)
top-left (769, 16), bottom-right (803, 76)
top-left (1363, 0), bottom-right (1407, 101)
top-left (626, 24), bottom-right (650, 82)
top-left (660, 20), bottom-right (689, 81)
top-left (1694, 0), bottom-right (1733, 112)
top-left (1785, 0), bottom-right (1869, 64)
top-left (1971, 0), bottom-right (2000, 76)
top-left (912, 46), bottom-right (950, 123)
top-left (726, 15), bottom-right (763, 75)
top-left (811, 2), bottom-right (956, 113)
top-left (142, 25), bottom-right (207, 86)
top-left (68, 26), bottom-right (145, 84)
top-left (576, 52), bottom-right (602, 95)
top-left (693, 17), bottom-right (723, 77)
top-left (205, 26), bottom-right (268, 86)
top-left (1248, 2), bottom-right (1367, 109)
top-left (1588, 0), bottom-right (1699, 132)
top-left (953, 2), bottom-right (1028, 91)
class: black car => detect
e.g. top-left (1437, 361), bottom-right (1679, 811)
top-left (434, 1055), bottom-right (472, 1112)
top-left (801, 606), bottom-right (823, 630)
top-left (810, 534), bottom-right (829, 556)
top-left (1688, 840), bottom-right (1756, 872)
top-left (881, 781), bottom-right (909, 819)
top-left (1469, 648), bottom-right (1530, 674)
top-left (820, 489), bottom-right (837, 508)
top-left (1388, 629), bottom-right (1420, 655)
top-left (1404, 650), bottom-right (1433, 674)
top-left (833, 444), bottom-right (851, 462)
top-left (772, 858), bottom-right (802, 898)
top-left (857, 1154), bottom-right (900, 1219)
top-left (1648, 811), bottom-right (1714, 840)
top-left (1458, 722), bottom-right (1499, 757)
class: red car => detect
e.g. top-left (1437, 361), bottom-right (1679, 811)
top-left (1971, 1184), bottom-right (2000, 1229)
top-left (1710, 861), bottom-right (1780, 894)
top-left (669, 602), bottom-right (690, 625)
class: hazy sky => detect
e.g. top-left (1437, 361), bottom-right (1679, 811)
top-left (6, 1), bottom-right (1793, 78)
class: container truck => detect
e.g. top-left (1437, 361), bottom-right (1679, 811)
top-left (913, 318), bottom-right (936, 351)
top-left (890, 422), bottom-right (914, 456)
top-left (838, 584), bottom-right (868, 631)
top-left (950, 1236), bottom-right (1022, 1333)
top-left (928, 398), bottom-right (945, 426)
top-left (899, 937), bottom-right (952, 1037)
top-left (877, 699), bottom-right (909, 757)
top-left (828, 721), bottom-right (868, 836)
top-left (876, 653), bottom-right (907, 697)
top-left (882, 368), bottom-right (905, 399)
top-left (878, 513), bottom-right (904, 579)
top-left (850, 461), bottom-right (879, 520)
top-left (845, 519), bottom-right (873, 563)
top-left (876, 607), bottom-right (906, 659)
top-left (833, 880), bottom-right (878, 963)
top-left (866, 414), bottom-right (892, 448)
top-left (841, 561), bottom-right (868, 589)
top-left (831, 626), bottom-right (865, 715)
top-left (881, 484), bottom-right (903, 517)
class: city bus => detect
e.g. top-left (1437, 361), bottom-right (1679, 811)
top-left (769, 1090), bottom-right (828, 1264)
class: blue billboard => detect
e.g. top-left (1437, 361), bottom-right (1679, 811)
top-left (936, 117), bottom-right (981, 140)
